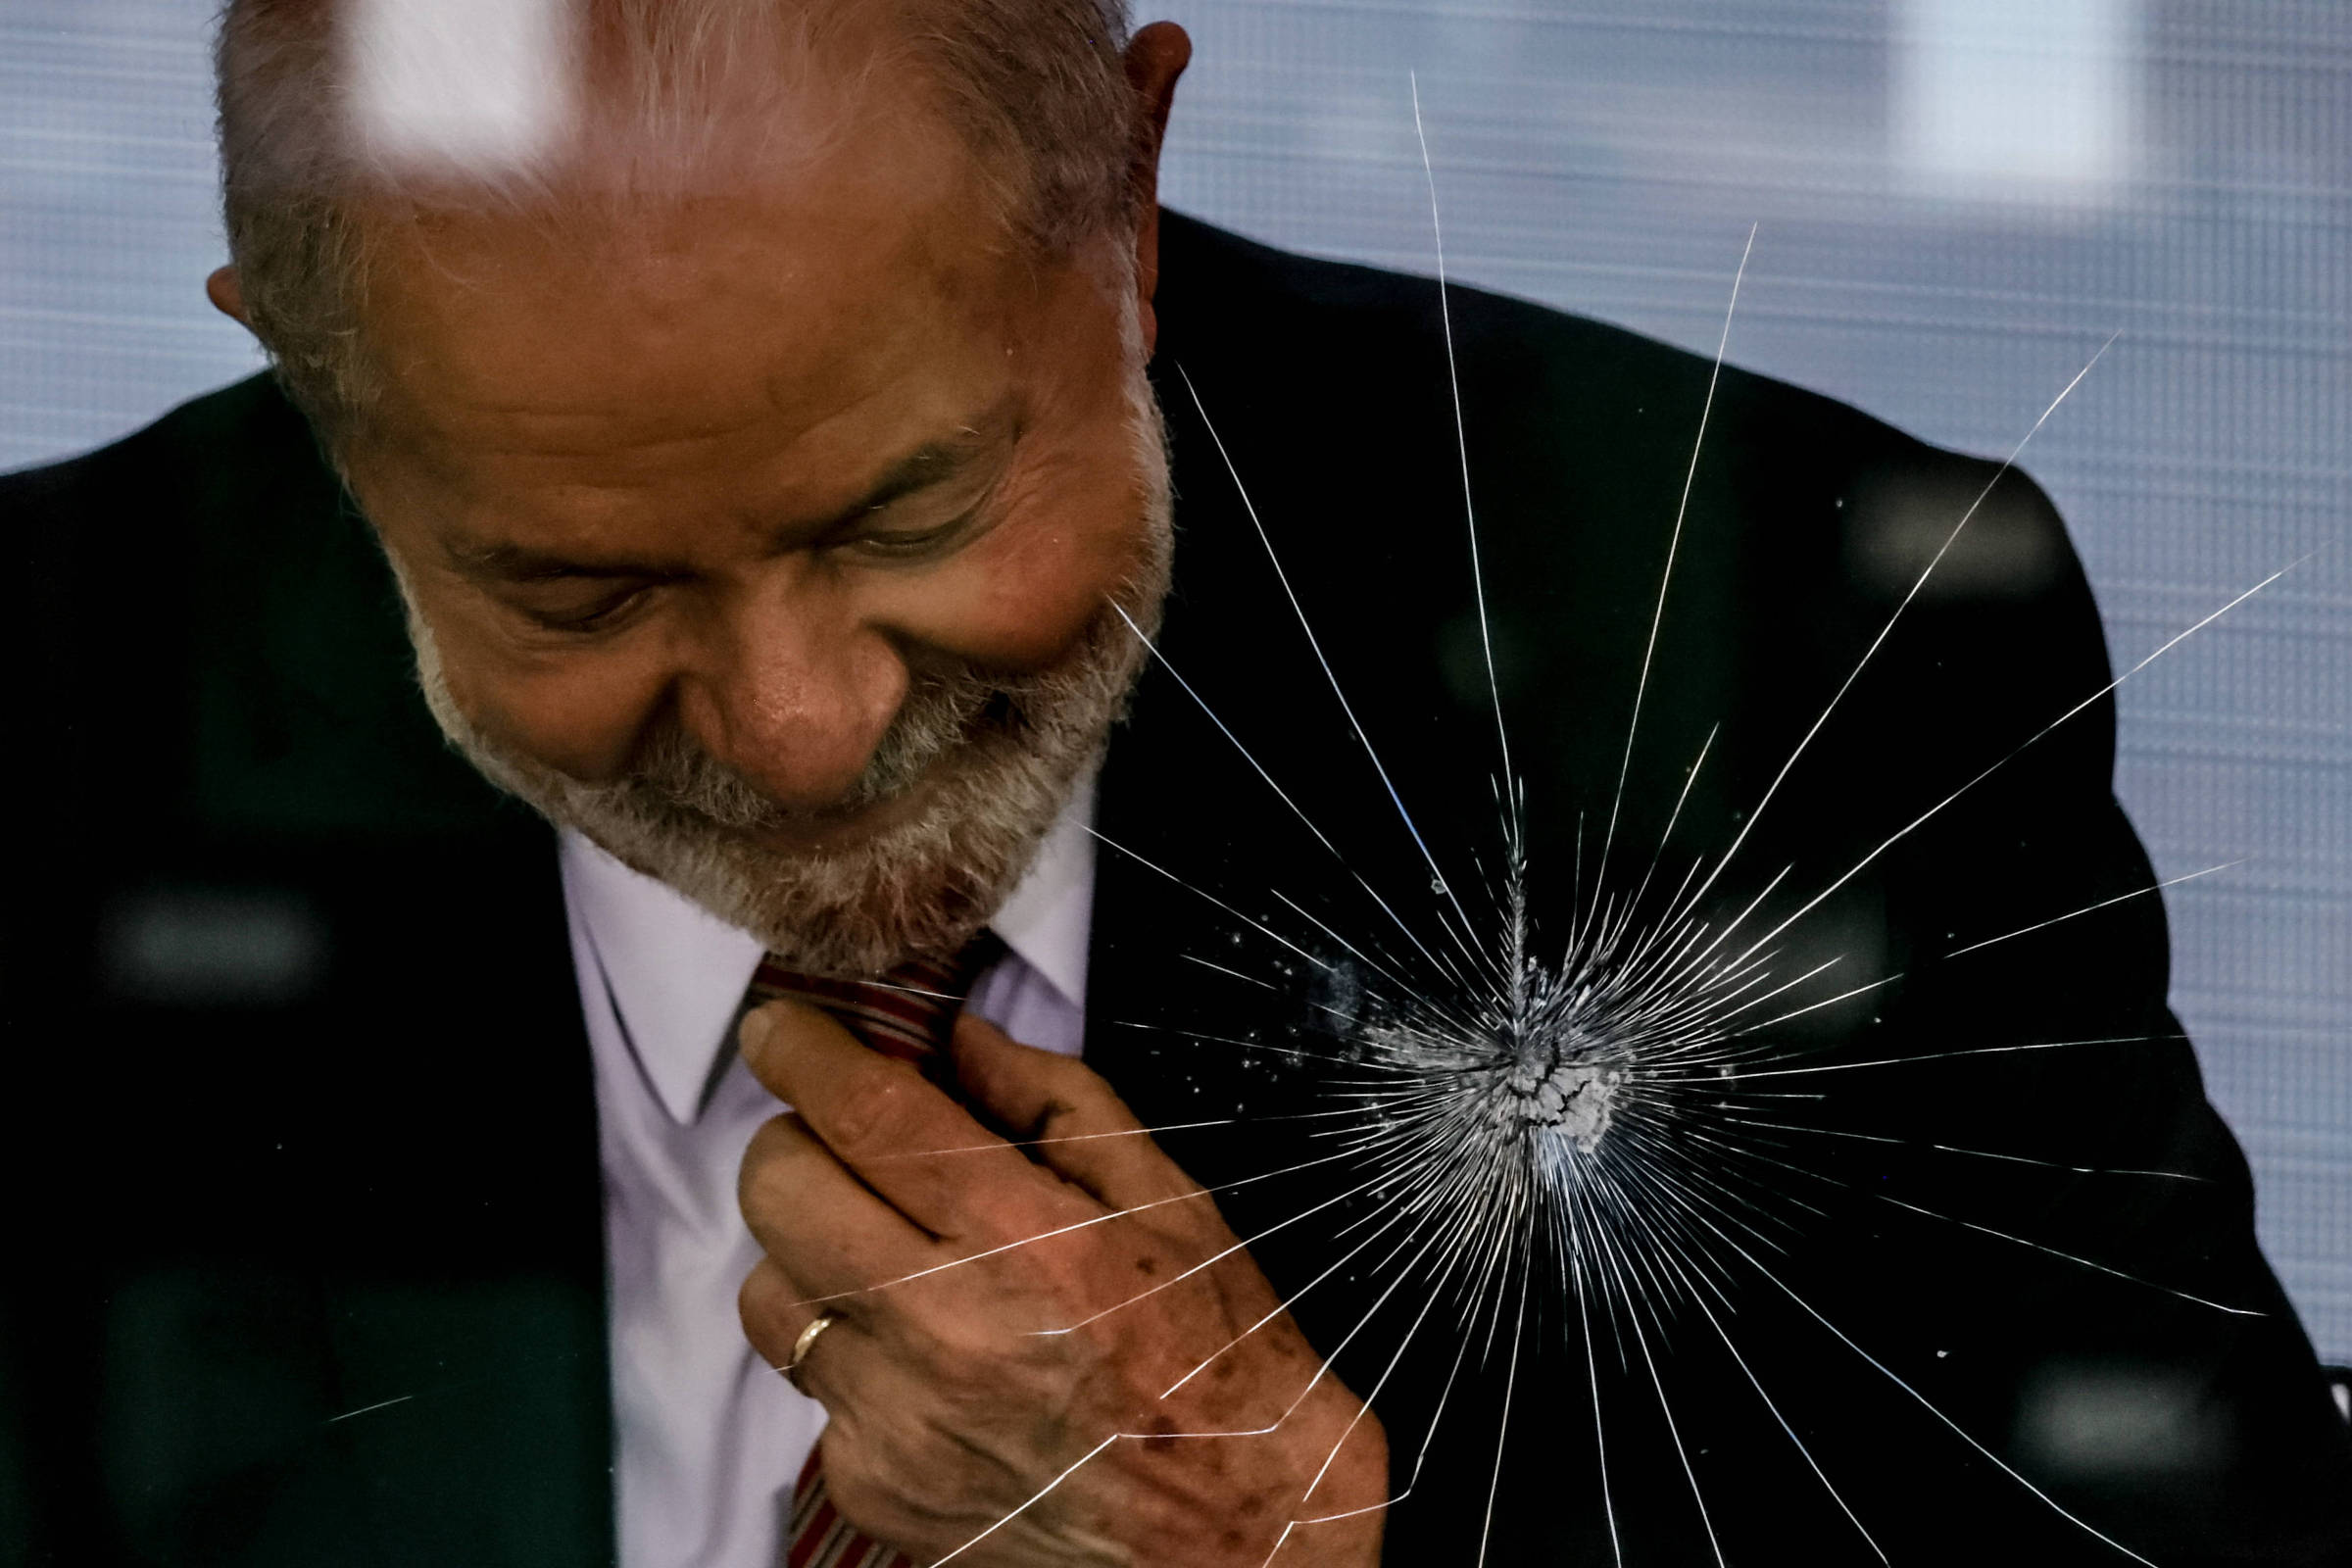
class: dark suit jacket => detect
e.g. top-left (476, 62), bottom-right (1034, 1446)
top-left (5, 213), bottom-right (2347, 1566)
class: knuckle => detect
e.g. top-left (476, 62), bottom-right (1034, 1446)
top-left (1021, 1058), bottom-right (1121, 1139)
top-left (1038, 1051), bottom-right (1104, 1098)
top-left (824, 1426), bottom-right (964, 1546)
top-left (740, 1112), bottom-right (800, 1173)
top-left (920, 1319), bottom-right (999, 1392)
top-left (818, 1432), bottom-right (889, 1527)
top-left (735, 1263), bottom-right (781, 1339)
top-left (1050, 1056), bottom-right (1130, 1120)
top-left (824, 1056), bottom-right (924, 1151)
top-left (737, 1115), bottom-right (805, 1209)
top-left (884, 1300), bottom-right (991, 1395)
top-left (739, 1284), bottom-right (809, 1373)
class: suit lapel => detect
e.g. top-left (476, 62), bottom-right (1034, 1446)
top-left (1081, 217), bottom-right (1722, 1558)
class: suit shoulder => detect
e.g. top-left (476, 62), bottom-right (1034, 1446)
top-left (6, 371), bottom-right (334, 662)
top-left (10, 372), bottom-right (510, 839)
top-left (4, 372), bottom-right (311, 515)
top-left (1421, 250), bottom-right (2085, 627)
top-left (5, 372), bottom-right (330, 612)
top-left (1153, 209), bottom-right (2034, 529)
top-left (1156, 207), bottom-right (1711, 396)
top-left (1151, 213), bottom-right (2105, 774)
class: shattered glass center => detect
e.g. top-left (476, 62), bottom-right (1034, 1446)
top-left (1496, 1037), bottom-right (1624, 1152)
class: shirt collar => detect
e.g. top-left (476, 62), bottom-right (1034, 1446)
top-left (985, 773), bottom-right (1095, 1012)
top-left (560, 775), bottom-right (1097, 1125)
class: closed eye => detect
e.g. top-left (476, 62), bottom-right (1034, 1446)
top-left (513, 582), bottom-right (660, 634)
top-left (843, 511), bottom-right (983, 562)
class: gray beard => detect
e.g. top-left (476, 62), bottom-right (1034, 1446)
top-left (403, 387), bottom-right (1173, 979)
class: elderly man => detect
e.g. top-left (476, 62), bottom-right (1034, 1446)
top-left (4, 2), bottom-right (2347, 1566)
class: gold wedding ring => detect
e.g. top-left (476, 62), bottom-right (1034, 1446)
top-left (785, 1310), bottom-right (842, 1388)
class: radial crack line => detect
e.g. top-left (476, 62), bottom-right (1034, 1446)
top-left (1177, 364), bottom-right (1482, 943)
top-left (1944, 858), bottom-right (2245, 959)
top-left (926, 1433), bottom-right (1120, 1567)
top-left (790, 1145), bottom-right (1365, 1307)
top-left (1580, 1181), bottom-right (1731, 1567)
top-left (1410, 71), bottom-right (1516, 829)
top-left (1619, 725), bottom-right (1722, 943)
top-left (1721, 563), bottom-right (2295, 976)
top-left (1600, 225), bottom-right (1756, 895)
top-left (1474, 1261), bottom-right (1537, 1568)
top-left (1109, 603), bottom-right (1471, 992)
top-left (869, 1113), bottom-right (1305, 1163)
top-left (1159, 1145), bottom-right (1471, 1399)
top-left (1720, 968), bottom-right (1901, 1037)
top-left (1685, 333), bottom-right (2120, 919)
top-left (1087, 823), bottom-right (1334, 974)
top-left (1706, 1112), bottom-right (2210, 1183)
top-left (1572, 1225), bottom-right (1624, 1567)
top-left (1876, 1193), bottom-right (2260, 1315)
top-left (1673, 1196), bottom-right (2163, 1564)
top-left (1032, 1160), bottom-right (1412, 1337)
top-left (1604, 1171), bottom-right (1889, 1562)
top-left (1684, 1030), bottom-right (2187, 1082)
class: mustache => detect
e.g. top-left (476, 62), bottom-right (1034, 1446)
top-left (618, 659), bottom-right (1029, 834)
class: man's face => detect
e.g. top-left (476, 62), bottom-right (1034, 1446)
top-left (340, 95), bottom-right (1171, 975)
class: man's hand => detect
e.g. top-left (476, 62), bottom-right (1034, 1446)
top-left (736, 1000), bottom-right (1389, 1567)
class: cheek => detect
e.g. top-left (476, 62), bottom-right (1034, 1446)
top-left (943, 498), bottom-right (1146, 669)
top-left (910, 408), bottom-right (1155, 670)
top-left (992, 512), bottom-right (1137, 652)
top-left (421, 588), bottom-right (675, 784)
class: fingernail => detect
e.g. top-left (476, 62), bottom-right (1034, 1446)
top-left (739, 1004), bottom-right (779, 1059)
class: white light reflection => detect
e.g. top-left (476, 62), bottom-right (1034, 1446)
top-left (345, 0), bottom-right (578, 175)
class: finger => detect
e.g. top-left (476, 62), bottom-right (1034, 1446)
top-left (739, 1257), bottom-right (860, 1401)
top-left (737, 1255), bottom-right (822, 1374)
top-left (739, 1110), bottom-right (942, 1298)
top-left (951, 1011), bottom-right (1211, 1215)
top-left (740, 1000), bottom-right (1086, 1242)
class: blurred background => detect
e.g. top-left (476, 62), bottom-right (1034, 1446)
top-left (2, 0), bottom-right (2344, 1364)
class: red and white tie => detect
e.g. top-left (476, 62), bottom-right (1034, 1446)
top-left (746, 939), bottom-right (1003, 1568)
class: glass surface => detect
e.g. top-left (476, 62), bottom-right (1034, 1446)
top-left (1146, 0), bottom-right (2351, 1364)
top-left (3, 5), bottom-right (2343, 1545)
top-left (12, 0), bottom-right (2333, 1364)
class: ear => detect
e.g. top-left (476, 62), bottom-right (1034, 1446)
top-left (205, 266), bottom-right (253, 327)
top-left (1121, 21), bottom-right (1191, 357)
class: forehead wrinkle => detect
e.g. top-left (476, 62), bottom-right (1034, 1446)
top-left (418, 386), bottom-right (1026, 578)
top-left (419, 402), bottom-right (788, 465)
top-left (379, 319), bottom-right (956, 498)
top-left (440, 534), bottom-right (687, 585)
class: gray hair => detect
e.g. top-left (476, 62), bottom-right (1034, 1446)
top-left (216, 0), bottom-right (1139, 437)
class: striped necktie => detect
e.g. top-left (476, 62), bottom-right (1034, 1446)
top-left (746, 935), bottom-right (1004, 1568)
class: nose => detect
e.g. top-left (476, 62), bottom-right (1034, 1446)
top-left (678, 581), bottom-right (908, 813)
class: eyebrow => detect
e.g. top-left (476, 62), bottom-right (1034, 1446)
top-left (441, 404), bottom-right (1019, 585)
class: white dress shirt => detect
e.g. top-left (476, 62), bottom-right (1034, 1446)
top-left (561, 783), bottom-right (1096, 1568)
